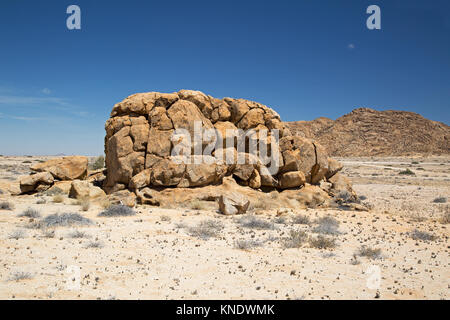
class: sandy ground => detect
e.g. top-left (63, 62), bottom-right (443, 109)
top-left (0, 155), bottom-right (448, 300)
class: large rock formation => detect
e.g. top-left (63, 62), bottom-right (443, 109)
top-left (286, 108), bottom-right (450, 157)
top-left (104, 90), bottom-right (351, 207)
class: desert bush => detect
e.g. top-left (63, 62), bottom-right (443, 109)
top-left (312, 216), bottom-right (340, 235)
top-left (292, 214), bottom-right (311, 225)
top-left (18, 208), bottom-right (41, 218)
top-left (67, 230), bottom-right (90, 238)
top-left (0, 201), bottom-right (14, 210)
top-left (410, 229), bottom-right (437, 241)
top-left (8, 271), bottom-right (33, 281)
top-left (0, 188), bottom-right (3, 195)
top-left (98, 204), bottom-right (135, 217)
top-left (273, 216), bottom-right (287, 224)
top-left (399, 168), bottom-right (415, 175)
top-left (100, 199), bottom-right (112, 209)
top-left (39, 213), bottom-right (93, 228)
top-left (8, 229), bottom-right (27, 240)
top-left (308, 235), bottom-right (337, 249)
top-left (44, 187), bottom-right (63, 196)
top-left (41, 229), bottom-right (55, 238)
top-left (432, 196), bottom-right (447, 204)
top-left (84, 240), bottom-right (104, 248)
top-left (283, 230), bottom-right (308, 248)
top-left (52, 195), bottom-right (64, 203)
top-left (236, 215), bottom-right (275, 230)
top-left (189, 199), bottom-right (207, 210)
top-left (90, 155), bottom-right (105, 170)
top-left (160, 215), bottom-right (171, 222)
top-left (350, 254), bottom-right (361, 265)
top-left (188, 219), bottom-right (224, 239)
top-left (234, 239), bottom-right (263, 250)
top-left (78, 198), bottom-right (90, 211)
top-left (174, 222), bottom-right (188, 229)
top-left (440, 212), bottom-right (450, 224)
top-left (356, 246), bottom-right (382, 259)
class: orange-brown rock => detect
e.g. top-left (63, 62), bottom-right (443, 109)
top-left (30, 156), bottom-right (88, 181)
top-left (104, 90), bottom-right (349, 202)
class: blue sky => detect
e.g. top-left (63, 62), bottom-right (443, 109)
top-left (0, 0), bottom-right (449, 155)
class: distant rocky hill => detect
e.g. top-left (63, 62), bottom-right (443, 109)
top-left (285, 108), bottom-right (450, 157)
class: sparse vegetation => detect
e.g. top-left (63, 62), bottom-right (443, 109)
top-left (350, 254), bottom-right (361, 265)
top-left (41, 229), bottom-right (55, 238)
top-left (292, 214), bottom-right (311, 225)
top-left (357, 246), bottom-right (382, 259)
top-left (189, 199), bottom-right (207, 210)
top-left (432, 196), bottom-right (447, 204)
top-left (234, 239), bottom-right (263, 250)
top-left (188, 219), bottom-right (224, 239)
top-left (90, 155), bottom-right (105, 170)
top-left (39, 212), bottom-right (93, 228)
top-left (84, 240), bottom-right (104, 248)
top-left (160, 215), bottom-right (171, 222)
top-left (312, 216), bottom-right (340, 235)
top-left (18, 208), bottom-right (41, 218)
top-left (67, 230), bottom-right (90, 238)
top-left (440, 212), bottom-right (450, 224)
top-left (98, 204), bottom-right (136, 217)
top-left (78, 198), bottom-right (91, 211)
top-left (45, 187), bottom-right (63, 196)
top-left (100, 199), bottom-right (112, 209)
top-left (52, 194), bottom-right (64, 203)
top-left (273, 216), bottom-right (287, 224)
top-left (36, 198), bottom-right (46, 204)
top-left (236, 215), bottom-right (275, 230)
top-left (410, 229), bottom-right (437, 241)
top-left (399, 168), bottom-right (415, 175)
top-left (0, 201), bottom-right (14, 210)
top-left (283, 230), bottom-right (308, 248)
top-left (8, 229), bottom-right (27, 240)
top-left (308, 235), bottom-right (337, 249)
top-left (8, 271), bottom-right (33, 282)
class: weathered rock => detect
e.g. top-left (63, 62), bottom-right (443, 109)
top-left (108, 189), bottom-right (136, 207)
top-left (30, 156), bottom-right (88, 181)
top-left (328, 173), bottom-right (357, 201)
top-left (104, 90), bottom-right (354, 205)
top-left (47, 181), bottom-right (73, 195)
top-left (20, 172), bottom-right (54, 194)
top-left (326, 158), bottom-right (343, 179)
top-left (69, 180), bottom-right (106, 200)
top-left (129, 169), bottom-right (151, 190)
top-left (278, 171), bottom-right (306, 189)
top-left (218, 193), bottom-right (250, 215)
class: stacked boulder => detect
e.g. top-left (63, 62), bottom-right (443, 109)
top-left (19, 156), bottom-right (106, 201)
top-left (104, 90), bottom-right (353, 207)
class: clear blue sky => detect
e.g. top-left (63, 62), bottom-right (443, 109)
top-left (0, 0), bottom-right (449, 155)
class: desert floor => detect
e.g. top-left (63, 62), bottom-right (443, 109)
top-left (0, 155), bottom-right (448, 300)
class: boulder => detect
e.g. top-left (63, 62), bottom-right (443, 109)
top-left (218, 193), bottom-right (250, 215)
top-left (30, 156), bottom-right (88, 181)
top-left (108, 189), bottom-right (136, 207)
top-left (326, 158), bottom-right (343, 179)
top-left (278, 171), bottom-right (306, 189)
top-left (69, 180), bottom-right (106, 200)
top-left (20, 172), bottom-right (54, 194)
